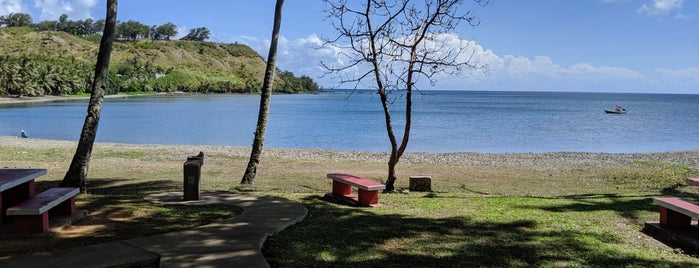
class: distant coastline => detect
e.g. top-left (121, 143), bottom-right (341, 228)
top-left (0, 94), bottom-right (137, 105)
top-left (0, 92), bottom-right (203, 105)
top-left (0, 95), bottom-right (82, 104)
top-left (3, 90), bottom-right (697, 106)
top-left (0, 91), bottom-right (321, 106)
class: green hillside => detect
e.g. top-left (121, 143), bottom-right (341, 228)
top-left (0, 27), bottom-right (317, 96)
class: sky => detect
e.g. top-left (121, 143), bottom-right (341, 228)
top-left (1, 0), bottom-right (697, 94)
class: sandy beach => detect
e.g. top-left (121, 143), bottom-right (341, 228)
top-left (0, 94), bottom-right (140, 105)
top-left (0, 95), bottom-right (90, 104)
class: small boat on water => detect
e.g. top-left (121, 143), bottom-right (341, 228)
top-left (604, 105), bottom-right (627, 114)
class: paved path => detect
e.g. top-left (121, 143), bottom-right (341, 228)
top-left (0, 191), bottom-right (308, 267)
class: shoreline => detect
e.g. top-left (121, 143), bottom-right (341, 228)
top-left (0, 95), bottom-right (85, 104)
top-left (0, 94), bottom-right (137, 105)
top-left (2, 136), bottom-right (697, 169)
top-left (0, 91), bottom-right (313, 105)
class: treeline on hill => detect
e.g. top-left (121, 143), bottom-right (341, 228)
top-left (2, 13), bottom-right (206, 41)
top-left (0, 13), bottom-right (319, 97)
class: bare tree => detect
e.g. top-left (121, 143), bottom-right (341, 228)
top-left (241, 0), bottom-right (285, 184)
top-left (61, 0), bottom-right (118, 192)
top-left (322, 0), bottom-right (486, 191)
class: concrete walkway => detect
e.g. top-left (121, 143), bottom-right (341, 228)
top-left (0, 191), bottom-right (308, 267)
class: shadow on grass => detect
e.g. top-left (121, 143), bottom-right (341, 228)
top-left (264, 196), bottom-right (696, 267)
top-left (517, 189), bottom-right (699, 222)
top-left (661, 183), bottom-right (699, 201)
top-left (86, 177), bottom-right (181, 196)
top-left (2, 178), bottom-right (236, 258)
top-left (34, 177), bottom-right (180, 195)
top-left (515, 194), bottom-right (658, 220)
top-left (36, 177), bottom-right (181, 210)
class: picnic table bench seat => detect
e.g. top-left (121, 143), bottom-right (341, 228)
top-left (326, 173), bottom-right (386, 207)
top-left (6, 187), bottom-right (80, 233)
top-left (687, 178), bottom-right (699, 187)
top-left (0, 169), bottom-right (45, 226)
top-left (652, 197), bottom-right (699, 228)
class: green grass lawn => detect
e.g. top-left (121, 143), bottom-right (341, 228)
top-left (1, 139), bottom-right (698, 266)
top-left (265, 193), bottom-right (695, 267)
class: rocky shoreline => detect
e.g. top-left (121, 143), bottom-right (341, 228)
top-left (2, 136), bottom-right (697, 170)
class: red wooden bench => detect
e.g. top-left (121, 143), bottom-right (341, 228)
top-left (687, 178), bottom-right (699, 187)
top-left (0, 169), bottom-right (45, 226)
top-left (6, 187), bottom-right (80, 233)
top-left (652, 197), bottom-right (699, 228)
top-left (326, 173), bottom-right (385, 207)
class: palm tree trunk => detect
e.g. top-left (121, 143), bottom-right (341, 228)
top-left (241, 0), bottom-right (284, 184)
top-left (60, 0), bottom-right (117, 193)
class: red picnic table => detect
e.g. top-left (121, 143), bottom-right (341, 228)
top-left (0, 169), bottom-right (46, 226)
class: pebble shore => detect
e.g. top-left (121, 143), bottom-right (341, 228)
top-left (3, 136), bottom-right (697, 170)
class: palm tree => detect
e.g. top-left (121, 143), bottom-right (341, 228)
top-left (0, 57), bottom-right (8, 95)
top-left (37, 64), bottom-right (58, 95)
top-left (61, 0), bottom-right (118, 192)
top-left (5, 61), bottom-right (24, 96)
top-left (240, 0), bottom-right (284, 184)
top-left (17, 58), bottom-right (41, 96)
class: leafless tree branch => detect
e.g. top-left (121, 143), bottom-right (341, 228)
top-left (321, 0), bottom-right (487, 191)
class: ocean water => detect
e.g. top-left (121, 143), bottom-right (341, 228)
top-left (1, 90), bottom-right (698, 153)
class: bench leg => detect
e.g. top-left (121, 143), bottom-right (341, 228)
top-left (52, 196), bottom-right (77, 216)
top-left (332, 181), bottom-right (352, 196)
top-left (659, 207), bottom-right (692, 228)
top-left (357, 189), bottom-right (379, 206)
top-left (0, 192), bottom-right (3, 227)
top-left (0, 181), bottom-right (35, 227)
top-left (13, 213), bottom-right (49, 234)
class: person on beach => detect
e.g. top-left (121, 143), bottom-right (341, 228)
top-left (20, 129), bottom-right (29, 138)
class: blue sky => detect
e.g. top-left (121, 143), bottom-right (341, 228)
top-left (2, 0), bottom-right (697, 94)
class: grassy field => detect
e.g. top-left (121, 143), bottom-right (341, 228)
top-left (1, 138), bottom-right (698, 266)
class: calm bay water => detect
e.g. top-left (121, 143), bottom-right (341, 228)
top-left (1, 90), bottom-right (698, 153)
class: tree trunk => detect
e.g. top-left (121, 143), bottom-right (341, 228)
top-left (60, 0), bottom-right (117, 193)
top-left (322, 0), bottom-right (480, 193)
top-left (382, 94), bottom-right (398, 192)
top-left (241, 0), bottom-right (284, 184)
top-left (384, 88), bottom-right (412, 192)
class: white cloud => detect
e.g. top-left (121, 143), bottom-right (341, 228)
top-left (440, 52), bottom-right (650, 93)
top-left (637, 0), bottom-right (685, 18)
top-left (33, 0), bottom-right (97, 21)
top-left (174, 25), bottom-right (188, 40)
top-left (0, 0), bottom-right (24, 14)
top-left (242, 32), bottom-right (696, 94)
top-left (653, 68), bottom-right (699, 90)
top-left (242, 33), bottom-right (344, 86)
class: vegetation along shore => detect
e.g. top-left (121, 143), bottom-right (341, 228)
top-left (2, 136), bottom-right (699, 266)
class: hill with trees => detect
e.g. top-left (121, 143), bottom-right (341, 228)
top-left (0, 13), bottom-right (318, 97)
